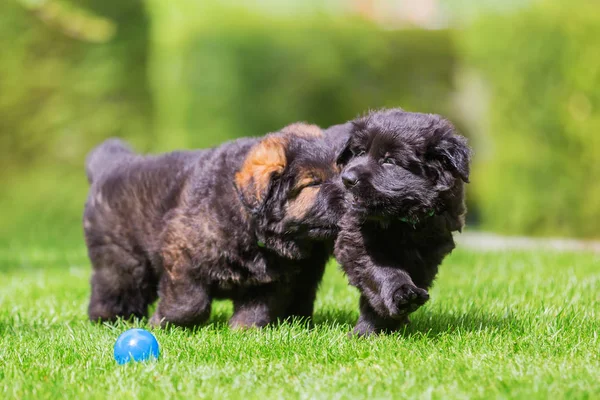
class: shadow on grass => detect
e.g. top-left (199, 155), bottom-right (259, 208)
top-left (313, 308), bottom-right (523, 339)
top-left (0, 308), bottom-right (235, 336)
top-left (313, 309), bottom-right (356, 330)
top-left (0, 306), bottom-right (521, 339)
top-left (405, 310), bottom-right (523, 338)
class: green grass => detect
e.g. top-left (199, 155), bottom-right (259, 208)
top-left (0, 245), bottom-right (598, 399)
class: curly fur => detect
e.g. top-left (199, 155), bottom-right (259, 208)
top-left (329, 108), bottom-right (472, 336)
top-left (84, 124), bottom-right (345, 329)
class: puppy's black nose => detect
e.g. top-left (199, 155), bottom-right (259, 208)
top-left (342, 170), bottom-right (359, 188)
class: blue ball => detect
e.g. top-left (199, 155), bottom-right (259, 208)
top-left (113, 328), bottom-right (160, 365)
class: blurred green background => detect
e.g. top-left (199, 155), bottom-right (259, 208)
top-left (1, 0), bottom-right (598, 248)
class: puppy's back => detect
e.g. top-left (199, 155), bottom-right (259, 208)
top-left (83, 141), bottom-right (203, 254)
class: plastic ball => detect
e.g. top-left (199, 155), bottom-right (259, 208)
top-left (113, 328), bottom-right (160, 365)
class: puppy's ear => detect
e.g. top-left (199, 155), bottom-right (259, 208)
top-left (427, 127), bottom-right (472, 184)
top-left (235, 135), bottom-right (288, 212)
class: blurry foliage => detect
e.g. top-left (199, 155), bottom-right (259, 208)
top-left (147, 2), bottom-right (457, 149)
top-left (0, 0), bottom-right (151, 174)
top-left (18, 0), bottom-right (117, 42)
top-left (1, 1), bottom-right (458, 246)
top-left (463, 0), bottom-right (600, 237)
top-left (0, 0), bottom-right (152, 245)
top-left (11, 0), bottom-right (597, 243)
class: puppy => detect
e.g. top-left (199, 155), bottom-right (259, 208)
top-left (84, 123), bottom-right (344, 328)
top-left (331, 108), bottom-right (471, 336)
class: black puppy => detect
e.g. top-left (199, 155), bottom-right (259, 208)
top-left (84, 123), bottom-right (344, 328)
top-left (332, 108), bottom-right (471, 336)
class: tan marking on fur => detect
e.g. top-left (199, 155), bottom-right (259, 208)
top-left (235, 135), bottom-right (288, 206)
top-left (332, 162), bottom-right (341, 174)
top-left (295, 176), bottom-right (315, 190)
top-left (160, 218), bottom-right (195, 280)
top-left (281, 123), bottom-right (323, 138)
top-left (294, 167), bottom-right (326, 191)
top-left (160, 208), bottom-right (223, 280)
top-left (286, 186), bottom-right (319, 219)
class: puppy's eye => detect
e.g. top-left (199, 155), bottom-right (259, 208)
top-left (305, 180), bottom-right (322, 188)
top-left (293, 180), bottom-right (322, 195)
top-left (382, 156), bottom-right (396, 165)
top-left (352, 149), bottom-right (366, 157)
top-left (289, 180), bottom-right (321, 199)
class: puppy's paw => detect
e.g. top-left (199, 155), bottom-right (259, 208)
top-left (229, 310), bottom-right (271, 330)
top-left (350, 315), bottom-right (410, 338)
top-left (148, 312), bottom-right (166, 328)
top-left (387, 284), bottom-right (429, 318)
top-left (350, 320), bottom-right (377, 338)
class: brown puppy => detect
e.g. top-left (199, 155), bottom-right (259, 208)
top-left (84, 123), bottom-right (345, 328)
top-left (331, 109), bottom-right (471, 336)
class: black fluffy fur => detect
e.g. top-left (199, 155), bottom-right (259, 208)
top-left (329, 108), bottom-right (472, 336)
top-left (84, 124), bottom-right (345, 329)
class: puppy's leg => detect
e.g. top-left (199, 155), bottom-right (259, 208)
top-left (389, 281), bottom-right (430, 316)
top-left (283, 261), bottom-right (327, 323)
top-left (350, 267), bottom-right (429, 336)
top-left (364, 266), bottom-right (430, 320)
top-left (150, 272), bottom-right (211, 328)
top-left (353, 295), bottom-right (408, 337)
top-left (88, 244), bottom-right (158, 322)
top-left (229, 285), bottom-right (290, 329)
top-left (376, 267), bottom-right (430, 319)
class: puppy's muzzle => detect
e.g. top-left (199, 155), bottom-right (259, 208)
top-left (342, 170), bottom-right (359, 188)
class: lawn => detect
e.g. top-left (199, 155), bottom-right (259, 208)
top-left (0, 245), bottom-right (598, 399)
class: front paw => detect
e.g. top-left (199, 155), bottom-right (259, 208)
top-left (350, 318), bottom-right (378, 337)
top-left (149, 312), bottom-right (165, 328)
top-left (229, 309), bottom-right (271, 330)
top-left (351, 315), bottom-right (410, 337)
top-left (386, 283), bottom-right (429, 318)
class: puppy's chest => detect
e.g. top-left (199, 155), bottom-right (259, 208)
top-left (162, 234), bottom-right (296, 288)
top-left (360, 222), bottom-right (451, 263)
top-left (158, 205), bottom-right (300, 288)
top-left (363, 228), bottom-right (418, 262)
